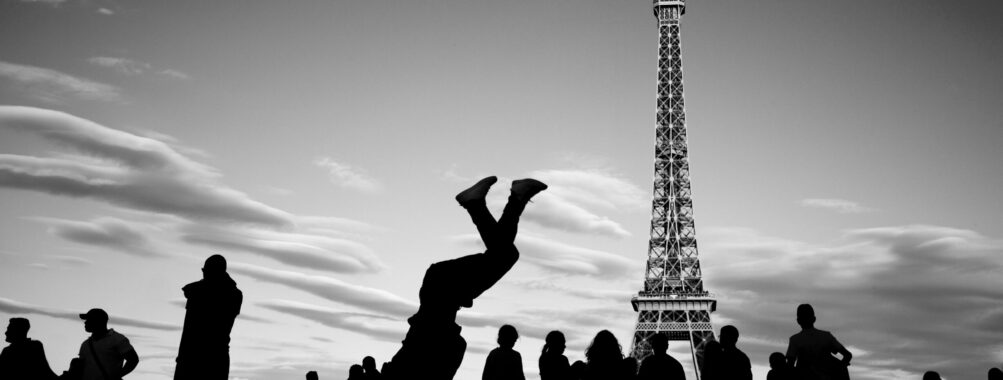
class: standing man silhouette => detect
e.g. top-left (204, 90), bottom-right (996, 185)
top-left (174, 254), bottom-right (243, 380)
top-left (0, 318), bottom-right (57, 380)
top-left (384, 176), bottom-right (547, 380)
top-left (785, 304), bottom-right (852, 380)
top-left (717, 325), bottom-right (752, 380)
top-left (637, 334), bottom-right (685, 380)
top-left (78, 309), bottom-right (139, 380)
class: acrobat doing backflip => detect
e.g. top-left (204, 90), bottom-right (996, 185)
top-left (383, 176), bottom-right (547, 380)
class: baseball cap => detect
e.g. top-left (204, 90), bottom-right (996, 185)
top-left (79, 308), bottom-right (109, 322)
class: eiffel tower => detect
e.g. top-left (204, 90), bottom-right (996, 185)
top-left (629, 1), bottom-right (716, 379)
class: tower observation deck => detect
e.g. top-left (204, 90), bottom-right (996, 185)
top-left (629, 1), bottom-right (716, 378)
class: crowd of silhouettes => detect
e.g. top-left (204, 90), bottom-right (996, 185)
top-left (2, 177), bottom-right (1002, 380)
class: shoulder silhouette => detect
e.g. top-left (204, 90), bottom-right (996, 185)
top-left (785, 304), bottom-right (851, 380)
top-left (539, 331), bottom-right (571, 380)
top-left (175, 254), bottom-right (243, 380)
top-left (78, 308), bottom-right (139, 380)
top-left (637, 333), bottom-right (684, 380)
top-left (0, 318), bottom-right (58, 380)
top-left (483, 325), bottom-right (526, 380)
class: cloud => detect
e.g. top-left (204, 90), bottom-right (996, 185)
top-left (31, 216), bottom-right (165, 257)
top-left (96, 7), bottom-right (114, 15)
top-left (0, 106), bottom-right (294, 227)
top-left (17, 0), bottom-right (67, 5)
top-left (799, 198), bottom-right (875, 214)
top-left (87, 57), bottom-right (150, 76)
top-left (515, 169), bottom-right (646, 238)
top-left (0, 297), bottom-right (179, 331)
top-left (227, 262), bottom-right (417, 318)
top-left (699, 225), bottom-right (1003, 380)
top-left (452, 233), bottom-right (635, 278)
top-left (315, 157), bottom-right (383, 194)
top-left (257, 299), bottom-right (405, 342)
top-left (512, 279), bottom-right (634, 302)
top-left (87, 56), bottom-right (189, 80)
top-left (0, 61), bottom-right (123, 103)
top-left (50, 255), bottom-right (93, 266)
top-left (180, 222), bottom-right (383, 273)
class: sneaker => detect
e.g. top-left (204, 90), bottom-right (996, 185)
top-left (455, 176), bottom-right (498, 205)
top-left (510, 178), bottom-right (548, 202)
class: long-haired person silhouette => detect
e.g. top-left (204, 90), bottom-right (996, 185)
top-left (539, 331), bottom-right (570, 380)
top-left (383, 176), bottom-right (547, 380)
top-left (584, 330), bottom-right (629, 380)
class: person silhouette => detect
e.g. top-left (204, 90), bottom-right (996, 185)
top-left (384, 177), bottom-right (547, 380)
top-left (989, 367), bottom-right (1003, 380)
top-left (348, 364), bottom-right (365, 380)
top-left (483, 325), bottom-right (526, 380)
top-left (766, 352), bottom-right (793, 380)
top-left (700, 340), bottom-right (722, 380)
top-left (539, 330), bottom-right (570, 380)
top-left (717, 325), bottom-right (751, 380)
top-left (174, 254), bottom-right (243, 380)
top-left (362, 356), bottom-right (381, 379)
top-left (583, 330), bottom-right (635, 380)
top-left (637, 333), bottom-right (685, 380)
top-left (0, 318), bottom-right (58, 380)
top-left (570, 360), bottom-right (587, 380)
top-left (78, 308), bottom-right (139, 380)
top-left (307, 370), bottom-right (320, 380)
top-left (785, 304), bottom-right (852, 380)
top-left (622, 356), bottom-right (639, 380)
top-left (922, 371), bottom-right (941, 380)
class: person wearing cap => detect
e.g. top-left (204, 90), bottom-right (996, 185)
top-left (174, 254), bottom-right (243, 380)
top-left (78, 308), bottom-right (139, 380)
top-left (0, 317), bottom-right (58, 380)
top-left (785, 304), bottom-right (852, 380)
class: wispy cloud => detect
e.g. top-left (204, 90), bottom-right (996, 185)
top-left (227, 262), bottom-right (417, 318)
top-left (315, 157), bottom-right (383, 194)
top-left (512, 279), bottom-right (634, 302)
top-left (30, 216), bottom-right (165, 257)
top-left (180, 222), bottom-right (383, 273)
top-left (452, 233), bottom-right (635, 278)
top-left (699, 224), bottom-right (1003, 380)
top-left (96, 7), bottom-right (114, 15)
top-left (799, 198), bottom-right (875, 214)
top-left (0, 297), bottom-right (178, 331)
top-left (87, 56), bottom-right (189, 80)
top-left (0, 106), bottom-right (293, 227)
top-left (0, 61), bottom-right (123, 103)
top-left (488, 169), bottom-right (645, 238)
top-left (257, 299), bottom-right (405, 342)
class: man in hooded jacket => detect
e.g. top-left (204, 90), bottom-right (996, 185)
top-left (174, 254), bottom-right (243, 380)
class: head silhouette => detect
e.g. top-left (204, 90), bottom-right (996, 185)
top-left (719, 325), bottom-right (739, 348)
top-left (768, 352), bottom-right (786, 369)
top-left (543, 330), bottom-right (566, 355)
top-left (498, 324), bottom-right (519, 349)
top-left (362, 356), bottom-right (377, 372)
top-left (79, 308), bottom-right (109, 333)
top-left (305, 371), bottom-right (318, 380)
top-left (348, 364), bottom-right (364, 378)
top-left (923, 371), bottom-right (941, 380)
top-left (586, 330), bottom-right (623, 363)
top-left (5, 318), bottom-right (29, 343)
top-left (647, 333), bottom-right (669, 354)
top-left (203, 254), bottom-right (227, 280)
top-left (796, 304), bottom-right (816, 329)
top-left (989, 368), bottom-right (1003, 380)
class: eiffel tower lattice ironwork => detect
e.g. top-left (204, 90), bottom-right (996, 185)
top-left (629, 1), bottom-right (716, 379)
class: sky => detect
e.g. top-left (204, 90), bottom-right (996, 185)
top-left (1, 0), bottom-right (1002, 379)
